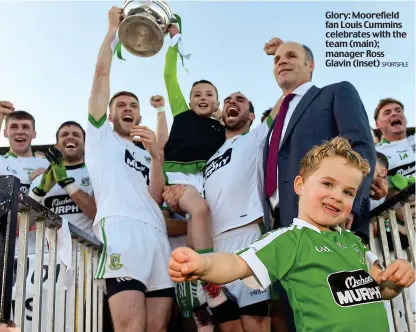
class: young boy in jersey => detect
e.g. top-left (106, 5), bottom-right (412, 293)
top-left (168, 136), bottom-right (415, 332)
top-left (163, 23), bottom-right (227, 324)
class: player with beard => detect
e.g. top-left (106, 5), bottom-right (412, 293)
top-left (0, 102), bottom-right (49, 194)
top-left (30, 121), bottom-right (96, 236)
top-left (163, 24), bottom-right (227, 329)
top-left (86, 7), bottom-right (173, 332)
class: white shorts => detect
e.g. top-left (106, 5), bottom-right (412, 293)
top-left (165, 171), bottom-right (205, 196)
top-left (213, 223), bottom-right (270, 308)
top-left (94, 216), bottom-right (173, 292)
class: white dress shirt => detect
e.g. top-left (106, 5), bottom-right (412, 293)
top-left (269, 81), bottom-right (314, 209)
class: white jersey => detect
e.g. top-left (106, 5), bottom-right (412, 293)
top-left (204, 121), bottom-right (269, 237)
top-left (376, 135), bottom-right (415, 178)
top-left (30, 163), bottom-right (95, 237)
top-left (85, 117), bottom-right (166, 233)
top-left (0, 152), bottom-right (49, 194)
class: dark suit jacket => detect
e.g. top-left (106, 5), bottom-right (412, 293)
top-left (263, 81), bottom-right (376, 232)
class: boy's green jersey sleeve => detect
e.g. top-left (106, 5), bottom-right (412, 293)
top-left (236, 227), bottom-right (300, 289)
top-left (164, 44), bottom-right (188, 117)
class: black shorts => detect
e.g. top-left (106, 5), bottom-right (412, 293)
top-left (106, 278), bottom-right (175, 299)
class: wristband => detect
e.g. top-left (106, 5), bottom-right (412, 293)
top-left (63, 183), bottom-right (80, 196)
top-left (29, 190), bottom-right (45, 204)
top-left (157, 107), bottom-right (166, 114)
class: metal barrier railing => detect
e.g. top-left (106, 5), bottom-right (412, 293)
top-left (369, 184), bottom-right (415, 332)
top-left (0, 175), bottom-right (103, 331)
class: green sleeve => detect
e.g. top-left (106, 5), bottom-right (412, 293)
top-left (237, 228), bottom-right (300, 287)
top-left (164, 44), bottom-right (188, 117)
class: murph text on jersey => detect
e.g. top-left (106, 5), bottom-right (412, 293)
top-left (204, 148), bottom-right (232, 179)
top-left (328, 269), bottom-right (382, 307)
top-left (45, 195), bottom-right (81, 215)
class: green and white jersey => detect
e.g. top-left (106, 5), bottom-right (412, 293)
top-left (29, 163), bottom-right (94, 237)
top-left (376, 135), bottom-right (415, 178)
top-left (204, 119), bottom-right (272, 237)
top-left (85, 115), bottom-right (166, 233)
top-left (0, 152), bottom-right (49, 194)
top-left (237, 218), bottom-right (389, 332)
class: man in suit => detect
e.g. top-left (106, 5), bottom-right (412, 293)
top-left (262, 38), bottom-right (376, 234)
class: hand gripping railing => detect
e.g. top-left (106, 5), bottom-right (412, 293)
top-left (0, 175), bottom-right (103, 331)
top-left (369, 184), bottom-right (415, 332)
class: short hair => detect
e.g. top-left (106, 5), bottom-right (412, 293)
top-left (248, 101), bottom-right (254, 114)
top-left (5, 111), bottom-right (36, 130)
top-left (376, 151), bottom-right (389, 170)
top-left (374, 98), bottom-right (404, 121)
top-left (261, 108), bottom-right (272, 122)
top-left (0, 319), bottom-right (17, 327)
top-left (299, 136), bottom-right (371, 181)
top-left (302, 44), bottom-right (314, 63)
top-left (109, 91), bottom-right (139, 108)
top-left (190, 80), bottom-right (218, 100)
top-left (56, 121), bottom-right (86, 142)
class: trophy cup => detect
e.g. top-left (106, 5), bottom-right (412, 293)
top-left (118, 0), bottom-right (177, 57)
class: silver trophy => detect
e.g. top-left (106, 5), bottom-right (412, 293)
top-left (118, 0), bottom-right (177, 57)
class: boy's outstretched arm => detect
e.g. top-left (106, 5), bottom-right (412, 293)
top-left (169, 247), bottom-right (253, 284)
top-left (371, 259), bottom-right (415, 300)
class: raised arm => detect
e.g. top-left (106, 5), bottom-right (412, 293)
top-left (168, 247), bottom-right (252, 284)
top-left (264, 38), bottom-right (284, 122)
top-left (164, 25), bottom-right (188, 117)
top-left (0, 101), bottom-right (15, 133)
top-left (88, 7), bottom-right (123, 122)
top-left (150, 95), bottom-right (169, 159)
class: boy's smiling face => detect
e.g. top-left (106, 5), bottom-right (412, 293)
top-left (294, 156), bottom-right (363, 231)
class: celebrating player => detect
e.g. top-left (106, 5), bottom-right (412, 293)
top-left (30, 121), bottom-right (96, 236)
top-left (86, 7), bottom-right (174, 332)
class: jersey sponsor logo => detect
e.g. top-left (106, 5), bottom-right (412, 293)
top-left (250, 289), bottom-right (267, 297)
top-left (315, 246), bottom-right (332, 253)
top-left (108, 253), bottom-right (123, 270)
top-left (81, 177), bottom-right (90, 186)
top-left (327, 270), bottom-right (382, 307)
top-left (44, 194), bottom-right (80, 215)
top-left (116, 277), bottom-right (132, 282)
top-left (20, 184), bottom-right (30, 195)
top-left (336, 242), bottom-right (347, 249)
top-left (388, 161), bottom-right (415, 177)
top-left (125, 150), bottom-right (150, 185)
top-left (352, 244), bottom-right (366, 265)
top-left (6, 166), bottom-right (18, 175)
top-left (204, 148), bottom-right (232, 179)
